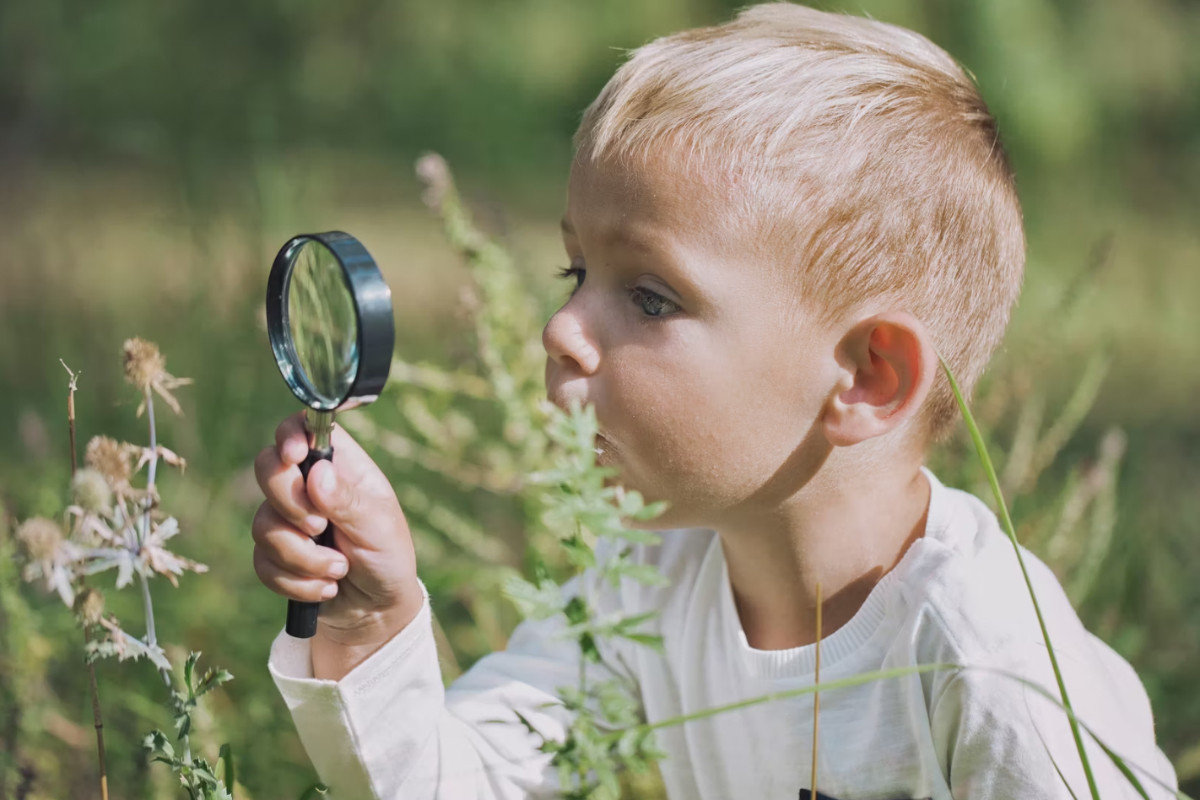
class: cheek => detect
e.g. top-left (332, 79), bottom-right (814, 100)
top-left (601, 340), bottom-right (812, 511)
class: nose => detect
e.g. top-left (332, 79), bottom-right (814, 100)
top-left (542, 302), bottom-right (600, 376)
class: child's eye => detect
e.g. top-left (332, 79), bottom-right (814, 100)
top-left (629, 286), bottom-right (680, 318)
top-left (555, 265), bottom-right (585, 293)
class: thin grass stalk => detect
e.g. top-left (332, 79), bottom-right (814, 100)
top-left (640, 663), bottom-right (962, 734)
top-left (631, 659), bottom-right (1186, 800)
top-left (810, 582), bottom-right (822, 800)
top-left (941, 358), bottom-right (1101, 800)
top-left (61, 360), bottom-right (109, 800)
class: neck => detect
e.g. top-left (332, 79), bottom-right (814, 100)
top-left (714, 457), bottom-right (930, 651)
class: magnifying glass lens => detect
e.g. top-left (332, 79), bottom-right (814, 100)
top-left (287, 240), bottom-right (360, 408)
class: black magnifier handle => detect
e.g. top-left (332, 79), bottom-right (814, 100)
top-left (285, 445), bottom-right (337, 638)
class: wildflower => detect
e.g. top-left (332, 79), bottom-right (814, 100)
top-left (72, 467), bottom-right (113, 512)
top-left (16, 516), bottom-right (63, 561)
top-left (122, 338), bottom-right (192, 416)
top-left (86, 436), bottom-right (135, 491)
top-left (18, 516), bottom-right (81, 606)
top-left (140, 517), bottom-right (208, 587)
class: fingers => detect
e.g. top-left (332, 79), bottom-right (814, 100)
top-left (274, 411), bottom-right (311, 466)
top-left (305, 459), bottom-right (360, 526)
top-left (305, 426), bottom-right (407, 549)
top-left (252, 502), bottom-right (349, 587)
top-left (254, 444), bottom-right (327, 538)
top-left (254, 550), bottom-right (340, 603)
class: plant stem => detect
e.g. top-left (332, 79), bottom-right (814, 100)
top-left (144, 385), bottom-right (160, 513)
top-left (637, 663), bottom-right (962, 735)
top-left (140, 574), bottom-right (157, 647)
top-left (941, 359), bottom-right (1100, 800)
top-left (139, 386), bottom-right (169, 685)
top-left (62, 359), bottom-right (109, 800)
top-left (810, 582), bottom-right (821, 800)
top-left (85, 650), bottom-right (109, 800)
top-left (61, 360), bottom-right (79, 475)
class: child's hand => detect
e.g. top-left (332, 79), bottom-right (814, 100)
top-left (253, 412), bottom-right (422, 660)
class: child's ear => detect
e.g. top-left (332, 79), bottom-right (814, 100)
top-left (821, 311), bottom-right (936, 447)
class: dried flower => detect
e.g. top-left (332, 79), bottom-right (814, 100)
top-left (416, 152), bottom-right (452, 212)
top-left (72, 467), bottom-right (113, 512)
top-left (17, 517), bottom-right (64, 561)
top-left (136, 444), bottom-right (187, 476)
top-left (86, 436), bottom-right (135, 489)
top-left (18, 516), bottom-right (81, 607)
top-left (122, 338), bottom-right (192, 416)
top-left (74, 586), bottom-right (106, 626)
top-left (141, 517), bottom-right (208, 587)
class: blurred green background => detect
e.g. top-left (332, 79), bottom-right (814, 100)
top-left (1, 0), bottom-right (1197, 797)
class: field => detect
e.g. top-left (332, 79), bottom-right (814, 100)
top-left (1, 0), bottom-right (1198, 797)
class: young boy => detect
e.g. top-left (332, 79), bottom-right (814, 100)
top-left (254, 4), bottom-right (1176, 798)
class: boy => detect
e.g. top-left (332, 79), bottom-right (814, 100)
top-left (254, 4), bottom-right (1177, 798)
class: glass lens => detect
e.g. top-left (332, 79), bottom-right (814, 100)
top-left (286, 240), bottom-right (359, 408)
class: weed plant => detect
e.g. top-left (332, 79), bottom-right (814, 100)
top-left (9, 341), bottom-right (237, 799)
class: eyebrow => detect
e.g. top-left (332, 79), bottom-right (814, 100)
top-left (560, 218), bottom-right (655, 254)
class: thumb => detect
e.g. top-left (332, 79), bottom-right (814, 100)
top-left (306, 458), bottom-right (373, 542)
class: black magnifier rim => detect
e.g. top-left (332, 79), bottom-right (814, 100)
top-left (266, 231), bottom-right (394, 411)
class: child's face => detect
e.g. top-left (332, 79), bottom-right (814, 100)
top-left (544, 154), bottom-right (843, 529)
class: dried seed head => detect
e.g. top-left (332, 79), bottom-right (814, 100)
top-left (72, 467), bottom-right (113, 512)
top-left (75, 586), bottom-right (105, 625)
top-left (86, 436), bottom-right (133, 487)
top-left (17, 517), bottom-right (64, 561)
top-left (416, 152), bottom-right (452, 211)
top-left (123, 338), bottom-right (166, 390)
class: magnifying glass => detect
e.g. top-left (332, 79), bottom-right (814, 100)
top-left (266, 231), bottom-right (395, 638)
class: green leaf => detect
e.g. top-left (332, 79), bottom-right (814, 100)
top-left (143, 729), bottom-right (175, 760)
top-left (218, 742), bottom-right (235, 797)
top-left (175, 709), bottom-right (193, 740)
top-left (298, 782), bottom-right (330, 800)
top-left (185, 651), bottom-right (201, 693)
top-left (197, 667), bottom-right (235, 697)
top-left (191, 760), bottom-right (219, 786)
top-left (563, 595), bottom-right (589, 626)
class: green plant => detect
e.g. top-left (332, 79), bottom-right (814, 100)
top-left (143, 652), bottom-right (235, 800)
top-left (13, 342), bottom-right (236, 799)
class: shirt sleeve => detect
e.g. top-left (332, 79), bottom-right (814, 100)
top-left (929, 639), bottom-right (1178, 800)
top-left (269, 576), bottom-right (638, 799)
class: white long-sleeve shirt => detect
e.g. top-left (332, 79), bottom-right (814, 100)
top-left (269, 470), bottom-right (1177, 799)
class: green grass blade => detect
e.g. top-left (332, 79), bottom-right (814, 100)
top-left (635, 663), bottom-right (963, 734)
top-left (942, 357), bottom-right (1101, 800)
top-left (218, 743), bottom-right (235, 797)
top-left (1095, 740), bottom-right (1151, 800)
top-left (973, 666), bottom-right (1188, 800)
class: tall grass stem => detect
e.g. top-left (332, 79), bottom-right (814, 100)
top-left (811, 582), bottom-right (822, 800)
top-left (61, 360), bottom-right (109, 800)
top-left (941, 358), bottom-right (1100, 800)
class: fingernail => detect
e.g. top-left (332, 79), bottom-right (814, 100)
top-left (318, 466), bottom-right (336, 494)
top-left (327, 559), bottom-right (349, 579)
top-left (320, 582), bottom-right (339, 600)
top-left (304, 515), bottom-right (328, 536)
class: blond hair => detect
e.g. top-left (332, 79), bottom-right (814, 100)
top-left (574, 3), bottom-right (1024, 439)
